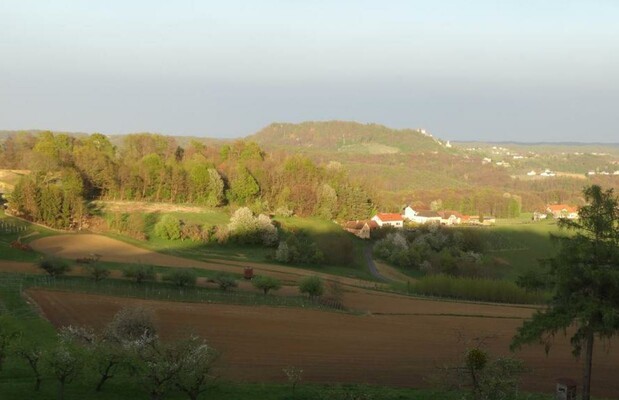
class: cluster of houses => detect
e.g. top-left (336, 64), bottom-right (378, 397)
top-left (534, 204), bottom-right (580, 221)
top-left (527, 169), bottom-right (556, 177)
top-left (344, 206), bottom-right (496, 239)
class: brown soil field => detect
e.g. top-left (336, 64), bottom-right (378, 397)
top-left (0, 261), bottom-right (39, 274)
top-left (28, 289), bottom-right (619, 398)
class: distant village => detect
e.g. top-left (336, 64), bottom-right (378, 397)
top-left (466, 145), bottom-right (619, 177)
top-left (344, 204), bottom-right (580, 239)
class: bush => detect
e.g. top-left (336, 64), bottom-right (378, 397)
top-left (252, 275), bottom-right (282, 295)
top-left (213, 272), bottom-right (238, 291)
top-left (163, 268), bottom-right (197, 288)
top-left (227, 207), bottom-right (278, 246)
top-left (122, 265), bottom-right (156, 284)
top-left (411, 275), bottom-right (546, 304)
top-left (277, 232), bottom-right (324, 265)
top-left (38, 257), bottom-right (71, 278)
top-left (154, 215), bottom-right (182, 240)
top-left (87, 264), bottom-right (110, 283)
top-left (180, 223), bottom-right (209, 242)
top-left (299, 276), bottom-right (324, 299)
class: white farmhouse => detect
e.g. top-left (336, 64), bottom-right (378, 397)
top-left (371, 213), bottom-right (404, 228)
top-left (402, 206), bottom-right (441, 224)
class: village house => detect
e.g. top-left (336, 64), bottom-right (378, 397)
top-left (343, 220), bottom-right (378, 239)
top-left (403, 206), bottom-right (441, 224)
top-left (540, 169), bottom-right (556, 177)
top-left (532, 211), bottom-right (548, 221)
top-left (371, 213), bottom-right (404, 228)
top-left (546, 204), bottom-right (579, 219)
top-left (437, 210), bottom-right (464, 225)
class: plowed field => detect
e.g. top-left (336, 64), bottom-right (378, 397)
top-left (28, 289), bottom-right (619, 397)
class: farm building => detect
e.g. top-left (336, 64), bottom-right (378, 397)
top-left (371, 213), bottom-right (404, 228)
top-left (343, 220), bottom-right (377, 239)
top-left (546, 204), bottom-right (579, 219)
top-left (437, 210), bottom-right (464, 225)
top-left (403, 206), bottom-right (441, 224)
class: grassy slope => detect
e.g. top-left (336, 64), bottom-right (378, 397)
top-left (376, 215), bottom-right (561, 284)
top-left (0, 209), bottom-right (56, 262)
top-left (102, 210), bottom-right (375, 281)
top-left (482, 216), bottom-right (561, 280)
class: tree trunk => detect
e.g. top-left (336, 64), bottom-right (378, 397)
top-left (58, 380), bottom-right (65, 400)
top-left (96, 374), bottom-right (109, 392)
top-left (582, 331), bottom-right (594, 400)
top-left (34, 376), bottom-right (42, 391)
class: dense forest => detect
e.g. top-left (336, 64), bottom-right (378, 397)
top-left (1, 132), bottom-right (374, 229)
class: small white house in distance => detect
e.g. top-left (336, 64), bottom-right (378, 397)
top-left (371, 213), bottom-right (404, 228)
top-left (403, 206), bottom-right (441, 224)
top-left (527, 170), bottom-right (537, 176)
top-left (540, 169), bottom-right (556, 177)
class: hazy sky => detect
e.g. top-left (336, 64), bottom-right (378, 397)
top-left (1, 1), bottom-right (618, 142)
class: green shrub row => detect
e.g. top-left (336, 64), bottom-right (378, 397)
top-left (407, 275), bottom-right (547, 304)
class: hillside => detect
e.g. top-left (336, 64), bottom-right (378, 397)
top-left (249, 121), bottom-right (451, 154)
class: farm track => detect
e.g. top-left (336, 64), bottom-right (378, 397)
top-left (28, 289), bottom-right (619, 398)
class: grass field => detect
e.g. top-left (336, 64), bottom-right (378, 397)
top-left (481, 216), bottom-right (562, 280)
top-left (0, 209), bottom-right (56, 262)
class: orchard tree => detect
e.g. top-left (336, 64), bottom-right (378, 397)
top-left (163, 268), bottom-right (197, 288)
top-left (123, 265), bottom-right (156, 284)
top-left (213, 273), bottom-right (238, 291)
top-left (13, 339), bottom-right (45, 391)
top-left (252, 275), bottom-right (282, 295)
top-left (0, 315), bottom-right (20, 371)
top-left (38, 258), bottom-right (71, 278)
top-left (511, 185), bottom-right (619, 400)
top-left (46, 343), bottom-right (84, 400)
top-left (299, 276), bottom-right (324, 299)
top-left (174, 336), bottom-right (218, 400)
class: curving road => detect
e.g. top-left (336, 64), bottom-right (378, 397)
top-left (363, 244), bottom-right (392, 283)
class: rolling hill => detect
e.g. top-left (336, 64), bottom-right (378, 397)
top-left (248, 121), bottom-right (452, 154)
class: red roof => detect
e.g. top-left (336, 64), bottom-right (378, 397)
top-left (375, 213), bottom-right (403, 222)
top-left (547, 204), bottom-right (578, 213)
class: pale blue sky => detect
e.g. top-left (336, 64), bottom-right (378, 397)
top-left (1, 1), bottom-right (618, 141)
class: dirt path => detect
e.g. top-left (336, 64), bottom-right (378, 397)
top-left (27, 289), bottom-right (619, 398)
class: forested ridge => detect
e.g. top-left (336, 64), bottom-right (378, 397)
top-left (1, 131), bottom-right (374, 229)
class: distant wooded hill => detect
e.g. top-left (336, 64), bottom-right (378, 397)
top-left (248, 121), bottom-right (451, 155)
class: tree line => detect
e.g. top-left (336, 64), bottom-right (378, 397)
top-left (3, 132), bottom-right (374, 229)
